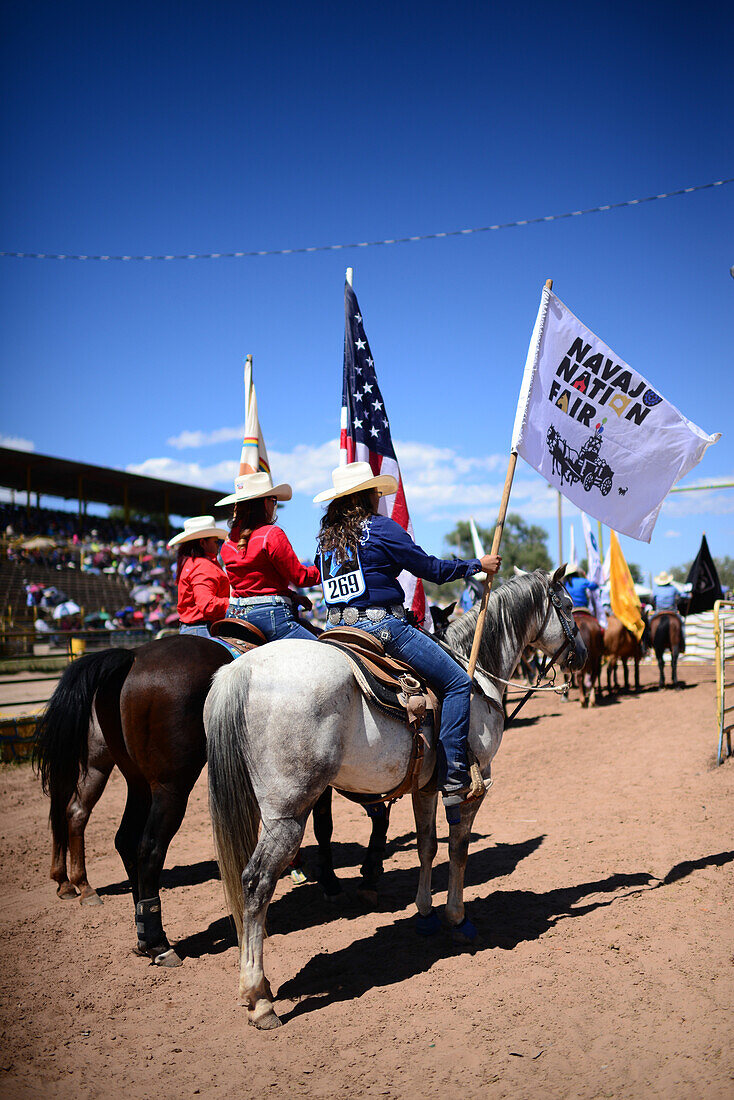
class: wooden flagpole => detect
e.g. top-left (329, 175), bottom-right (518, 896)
top-left (466, 278), bottom-right (553, 679)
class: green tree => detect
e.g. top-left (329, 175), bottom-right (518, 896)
top-left (423, 514), bottom-right (553, 605)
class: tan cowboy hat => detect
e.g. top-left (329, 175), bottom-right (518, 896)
top-left (313, 461), bottom-right (398, 505)
top-left (654, 570), bottom-right (674, 586)
top-left (215, 471), bottom-right (292, 507)
top-left (563, 560), bottom-right (583, 578)
top-left (167, 516), bottom-right (229, 548)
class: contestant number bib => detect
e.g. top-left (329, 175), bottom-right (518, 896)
top-left (319, 548), bottom-right (366, 605)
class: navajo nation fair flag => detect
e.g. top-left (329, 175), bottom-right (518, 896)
top-left (340, 281), bottom-right (426, 625)
top-left (511, 287), bottom-right (720, 542)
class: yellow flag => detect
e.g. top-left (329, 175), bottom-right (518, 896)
top-left (608, 529), bottom-right (644, 640)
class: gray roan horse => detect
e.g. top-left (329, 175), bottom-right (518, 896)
top-left (205, 567), bottom-right (587, 1029)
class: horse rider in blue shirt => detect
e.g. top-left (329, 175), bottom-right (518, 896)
top-left (314, 462), bottom-right (501, 811)
top-left (652, 571), bottom-right (679, 611)
top-left (564, 562), bottom-right (599, 611)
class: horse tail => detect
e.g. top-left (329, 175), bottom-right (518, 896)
top-left (33, 648), bottom-right (135, 849)
top-left (205, 663), bottom-right (260, 941)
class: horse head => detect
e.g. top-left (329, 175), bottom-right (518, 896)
top-left (429, 602), bottom-right (456, 640)
top-left (531, 565), bottom-right (588, 671)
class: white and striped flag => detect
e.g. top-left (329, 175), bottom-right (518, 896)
top-left (239, 354), bottom-right (271, 476)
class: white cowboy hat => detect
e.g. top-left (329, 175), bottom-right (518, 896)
top-left (215, 471), bottom-right (292, 507)
top-left (563, 560), bottom-right (582, 578)
top-left (168, 516), bottom-right (230, 548)
top-left (313, 461), bottom-right (399, 505)
top-left (654, 570), bottom-right (674, 586)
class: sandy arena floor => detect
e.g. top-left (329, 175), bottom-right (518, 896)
top-left (0, 660), bottom-right (732, 1099)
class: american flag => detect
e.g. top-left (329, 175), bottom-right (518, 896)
top-left (340, 279), bottom-right (426, 626)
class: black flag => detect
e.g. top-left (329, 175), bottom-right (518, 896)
top-left (683, 534), bottom-right (723, 615)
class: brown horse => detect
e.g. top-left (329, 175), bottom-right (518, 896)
top-left (572, 609), bottom-right (605, 706)
top-left (603, 614), bottom-right (649, 693)
top-left (648, 611), bottom-right (685, 688)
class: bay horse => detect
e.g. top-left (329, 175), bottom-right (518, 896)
top-left (571, 609), bottom-right (605, 706)
top-left (603, 614), bottom-right (649, 693)
top-left (36, 636), bottom-right (389, 941)
top-left (205, 567), bottom-right (587, 1029)
top-left (648, 611), bottom-right (685, 688)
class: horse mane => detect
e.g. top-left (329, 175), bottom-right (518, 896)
top-left (444, 570), bottom-right (548, 673)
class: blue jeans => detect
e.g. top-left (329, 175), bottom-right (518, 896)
top-left (226, 599), bottom-right (315, 642)
top-left (179, 623), bottom-right (213, 639)
top-left (327, 615), bottom-right (472, 792)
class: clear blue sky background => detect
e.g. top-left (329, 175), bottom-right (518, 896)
top-left (2, 1), bottom-right (732, 580)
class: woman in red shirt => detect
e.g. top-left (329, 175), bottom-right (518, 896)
top-left (168, 515), bottom-right (231, 638)
top-left (216, 471), bottom-right (320, 641)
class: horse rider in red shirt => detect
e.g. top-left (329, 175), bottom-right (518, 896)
top-left (168, 516), bottom-right (231, 639)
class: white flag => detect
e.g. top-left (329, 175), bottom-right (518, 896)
top-left (239, 355), bottom-right (271, 477)
top-left (581, 512), bottom-right (607, 626)
top-left (511, 287), bottom-right (720, 542)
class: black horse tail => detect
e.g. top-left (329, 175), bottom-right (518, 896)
top-left (33, 648), bottom-right (135, 844)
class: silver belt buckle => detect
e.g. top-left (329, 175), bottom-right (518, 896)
top-left (327, 608), bottom-right (341, 626)
top-left (342, 606), bottom-right (359, 626)
top-left (366, 606), bottom-right (386, 623)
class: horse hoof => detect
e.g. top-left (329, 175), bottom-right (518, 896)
top-left (356, 887), bottom-right (379, 910)
top-left (248, 1001), bottom-right (282, 1030)
top-left (56, 883), bottom-right (78, 900)
top-left (450, 916), bottom-right (479, 946)
top-left (154, 948), bottom-right (183, 968)
top-left (415, 910), bottom-right (441, 936)
top-left (80, 891), bottom-right (103, 907)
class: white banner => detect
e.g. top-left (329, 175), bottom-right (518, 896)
top-left (511, 287), bottom-right (720, 542)
top-left (581, 512), bottom-right (607, 626)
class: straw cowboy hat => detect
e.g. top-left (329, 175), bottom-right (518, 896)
top-left (168, 516), bottom-right (229, 548)
top-left (654, 570), bottom-right (674, 586)
top-left (313, 461), bottom-right (398, 505)
top-left (563, 560), bottom-right (583, 579)
top-left (215, 471), bottom-right (292, 508)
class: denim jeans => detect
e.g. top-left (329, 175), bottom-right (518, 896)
top-left (226, 599), bottom-right (315, 642)
top-left (327, 615), bottom-right (472, 791)
top-left (179, 623), bottom-right (213, 639)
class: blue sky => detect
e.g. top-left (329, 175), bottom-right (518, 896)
top-left (1, 1), bottom-right (732, 580)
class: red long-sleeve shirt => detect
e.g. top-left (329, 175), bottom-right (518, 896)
top-left (221, 523), bottom-right (320, 598)
top-left (177, 554), bottom-right (231, 623)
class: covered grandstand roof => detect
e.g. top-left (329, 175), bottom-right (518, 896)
top-left (0, 446), bottom-right (224, 518)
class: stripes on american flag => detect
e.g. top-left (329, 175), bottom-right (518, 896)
top-left (340, 280), bottom-right (426, 626)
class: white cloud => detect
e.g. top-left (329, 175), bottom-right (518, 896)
top-left (126, 457), bottom-right (238, 487)
top-left (167, 426), bottom-right (245, 449)
top-left (0, 434), bottom-right (35, 452)
top-left (664, 529), bottom-right (681, 538)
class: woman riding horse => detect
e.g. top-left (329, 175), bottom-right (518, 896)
top-left (169, 515), bottom-right (231, 639)
top-left (314, 461), bottom-right (501, 811)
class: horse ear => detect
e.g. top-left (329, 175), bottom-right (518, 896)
top-left (446, 601), bottom-right (456, 617)
top-left (513, 565), bottom-right (528, 576)
top-left (551, 564), bottom-right (567, 585)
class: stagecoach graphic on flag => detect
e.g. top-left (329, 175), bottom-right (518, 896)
top-left (546, 424), bottom-right (615, 496)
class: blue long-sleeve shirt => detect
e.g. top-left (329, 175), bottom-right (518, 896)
top-left (317, 514), bottom-right (481, 609)
top-left (565, 576), bottom-right (599, 608)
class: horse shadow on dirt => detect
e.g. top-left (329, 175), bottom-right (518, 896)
top-left (97, 858), bottom-right (221, 898)
top-left (275, 847), bottom-right (734, 1024)
top-left (171, 833), bottom-right (545, 959)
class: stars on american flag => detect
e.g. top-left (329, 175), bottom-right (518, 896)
top-left (343, 284), bottom-right (396, 460)
top-left (355, 338), bottom-right (366, 351)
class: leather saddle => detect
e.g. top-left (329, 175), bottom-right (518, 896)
top-left (210, 617), bottom-right (269, 655)
top-left (572, 608), bottom-right (599, 625)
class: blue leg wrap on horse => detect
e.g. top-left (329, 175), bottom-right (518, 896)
top-left (452, 916), bottom-right (477, 941)
top-left (415, 910), bottom-right (442, 936)
top-left (135, 896), bottom-right (167, 949)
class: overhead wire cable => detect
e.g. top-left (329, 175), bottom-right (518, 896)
top-left (1, 176), bottom-right (732, 261)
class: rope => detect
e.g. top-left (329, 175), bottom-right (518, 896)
top-left (2, 177), bottom-right (731, 261)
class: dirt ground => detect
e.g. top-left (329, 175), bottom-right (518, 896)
top-left (0, 660), bottom-right (732, 1100)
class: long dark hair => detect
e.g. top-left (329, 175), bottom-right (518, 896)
top-left (231, 498), bottom-right (271, 552)
top-left (318, 490), bottom-right (374, 561)
top-left (177, 539), bottom-right (210, 575)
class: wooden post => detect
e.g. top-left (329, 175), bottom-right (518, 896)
top-left (557, 490), bottom-right (563, 567)
top-left (466, 277), bottom-right (553, 680)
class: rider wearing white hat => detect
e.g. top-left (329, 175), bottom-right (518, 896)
top-left (216, 470), bottom-right (321, 641)
top-left (563, 562), bottom-right (599, 612)
top-left (653, 571), bottom-right (678, 611)
top-left (168, 516), bottom-right (231, 638)
top-left (314, 462), bottom-right (501, 810)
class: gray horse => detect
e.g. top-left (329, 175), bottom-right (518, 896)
top-left (205, 566), bottom-right (586, 1029)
